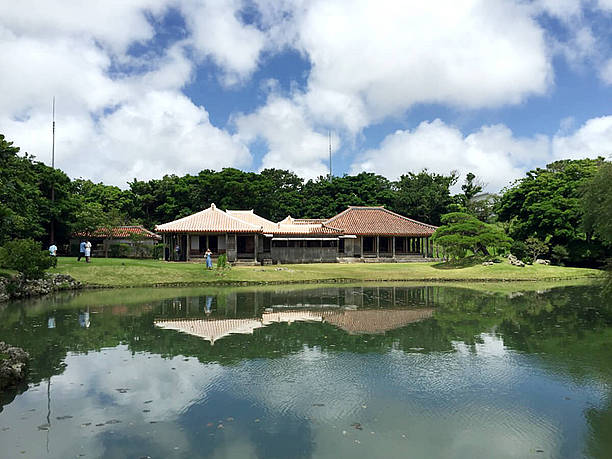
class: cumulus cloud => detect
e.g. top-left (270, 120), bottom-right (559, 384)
top-left (271, 0), bottom-right (552, 132)
top-left (552, 115), bottom-right (612, 159)
top-left (234, 94), bottom-right (338, 179)
top-left (180, 0), bottom-right (267, 86)
top-left (351, 116), bottom-right (612, 192)
top-left (350, 120), bottom-right (546, 191)
top-left (0, 0), bottom-right (255, 187)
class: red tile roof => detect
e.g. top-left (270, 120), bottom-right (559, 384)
top-left (323, 206), bottom-right (436, 236)
top-left (226, 210), bottom-right (278, 232)
top-left (156, 204), bottom-right (260, 233)
top-left (74, 225), bottom-right (161, 240)
top-left (155, 205), bottom-right (435, 237)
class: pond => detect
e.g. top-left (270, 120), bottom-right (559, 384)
top-left (0, 283), bottom-right (610, 458)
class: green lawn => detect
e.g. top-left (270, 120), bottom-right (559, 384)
top-left (47, 257), bottom-right (603, 288)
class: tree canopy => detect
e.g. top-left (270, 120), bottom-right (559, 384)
top-left (431, 212), bottom-right (512, 259)
top-left (582, 161), bottom-right (612, 247)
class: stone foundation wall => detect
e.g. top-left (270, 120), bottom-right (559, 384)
top-left (0, 273), bottom-right (81, 302)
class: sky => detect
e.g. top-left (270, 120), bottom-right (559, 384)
top-left (1, 0), bottom-right (611, 192)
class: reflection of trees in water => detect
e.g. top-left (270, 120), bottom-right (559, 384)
top-left (585, 398), bottom-right (612, 459)
top-left (0, 285), bottom-right (609, 409)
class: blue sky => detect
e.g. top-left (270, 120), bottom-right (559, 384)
top-left (0, 0), bottom-right (611, 191)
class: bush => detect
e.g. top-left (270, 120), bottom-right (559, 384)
top-left (551, 245), bottom-right (569, 266)
top-left (108, 243), bottom-right (131, 258)
top-left (510, 240), bottom-right (528, 262)
top-left (216, 253), bottom-right (228, 270)
top-left (131, 243), bottom-right (152, 259)
top-left (152, 243), bottom-right (165, 260)
top-left (0, 239), bottom-right (54, 279)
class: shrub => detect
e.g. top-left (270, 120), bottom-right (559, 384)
top-left (0, 238), bottom-right (54, 279)
top-left (108, 243), bottom-right (131, 258)
top-left (525, 236), bottom-right (550, 263)
top-left (216, 253), bottom-right (228, 270)
top-left (131, 243), bottom-right (152, 259)
top-left (510, 240), bottom-right (528, 261)
top-left (152, 243), bottom-right (165, 260)
top-left (551, 245), bottom-right (569, 266)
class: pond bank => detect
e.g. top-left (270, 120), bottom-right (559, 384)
top-left (0, 341), bottom-right (28, 391)
top-left (0, 273), bottom-right (81, 303)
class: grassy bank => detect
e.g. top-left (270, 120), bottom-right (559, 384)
top-left (46, 257), bottom-right (603, 288)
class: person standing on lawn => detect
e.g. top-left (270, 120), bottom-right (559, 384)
top-left (78, 240), bottom-right (86, 261)
top-left (205, 248), bottom-right (213, 269)
top-left (85, 240), bottom-right (92, 263)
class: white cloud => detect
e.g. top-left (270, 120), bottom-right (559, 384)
top-left (283, 0), bottom-right (552, 132)
top-left (596, 0), bottom-right (612, 11)
top-left (0, 1), bottom-right (255, 187)
top-left (180, 0), bottom-right (267, 86)
top-left (234, 94), bottom-right (338, 178)
top-left (351, 116), bottom-right (612, 192)
top-left (0, 0), bottom-right (169, 54)
top-left (351, 120), bottom-right (547, 191)
top-left (534, 0), bottom-right (584, 20)
top-left (552, 115), bottom-right (612, 159)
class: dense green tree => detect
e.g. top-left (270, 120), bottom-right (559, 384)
top-left (582, 161), bottom-right (612, 246)
top-left (0, 135), bottom-right (77, 245)
top-left (497, 158), bottom-right (606, 264)
top-left (300, 173), bottom-right (394, 218)
top-left (431, 212), bottom-right (512, 259)
top-left (394, 170), bottom-right (458, 225)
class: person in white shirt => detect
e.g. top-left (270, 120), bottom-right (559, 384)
top-left (49, 243), bottom-right (57, 256)
top-left (85, 240), bottom-right (92, 263)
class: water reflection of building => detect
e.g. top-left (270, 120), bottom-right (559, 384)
top-left (322, 309), bottom-right (433, 335)
top-left (155, 308), bottom-right (433, 344)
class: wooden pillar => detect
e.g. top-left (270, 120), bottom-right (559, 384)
top-left (392, 236), bottom-right (396, 259)
top-left (376, 236), bottom-right (379, 258)
top-left (186, 234), bottom-right (190, 261)
top-left (360, 237), bottom-right (364, 259)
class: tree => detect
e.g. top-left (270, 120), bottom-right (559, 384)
top-left (431, 212), bottom-right (512, 259)
top-left (394, 170), bottom-right (458, 225)
top-left (582, 161), bottom-right (612, 246)
top-left (497, 158), bottom-right (605, 264)
top-left (524, 236), bottom-right (549, 262)
top-left (459, 172), bottom-right (483, 206)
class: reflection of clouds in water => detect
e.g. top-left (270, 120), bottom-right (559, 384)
top-left (221, 347), bottom-right (371, 423)
top-left (1, 346), bottom-right (228, 458)
top-left (52, 345), bottom-right (224, 419)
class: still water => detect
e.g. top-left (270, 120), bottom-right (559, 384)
top-left (0, 283), bottom-right (610, 458)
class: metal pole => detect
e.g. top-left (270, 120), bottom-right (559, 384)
top-left (328, 130), bottom-right (332, 181)
top-left (50, 97), bottom-right (56, 244)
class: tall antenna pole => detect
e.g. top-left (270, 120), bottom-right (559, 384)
top-left (328, 130), bottom-right (332, 182)
top-left (50, 97), bottom-right (55, 244)
top-left (52, 97), bottom-right (55, 169)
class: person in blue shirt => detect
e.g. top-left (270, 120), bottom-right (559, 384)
top-left (205, 248), bottom-right (213, 269)
top-left (78, 240), bottom-right (86, 261)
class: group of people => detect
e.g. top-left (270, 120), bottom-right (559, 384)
top-left (78, 240), bottom-right (92, 262)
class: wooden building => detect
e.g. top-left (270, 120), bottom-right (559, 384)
top-left (155, 204), bottom-right (437, 263)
